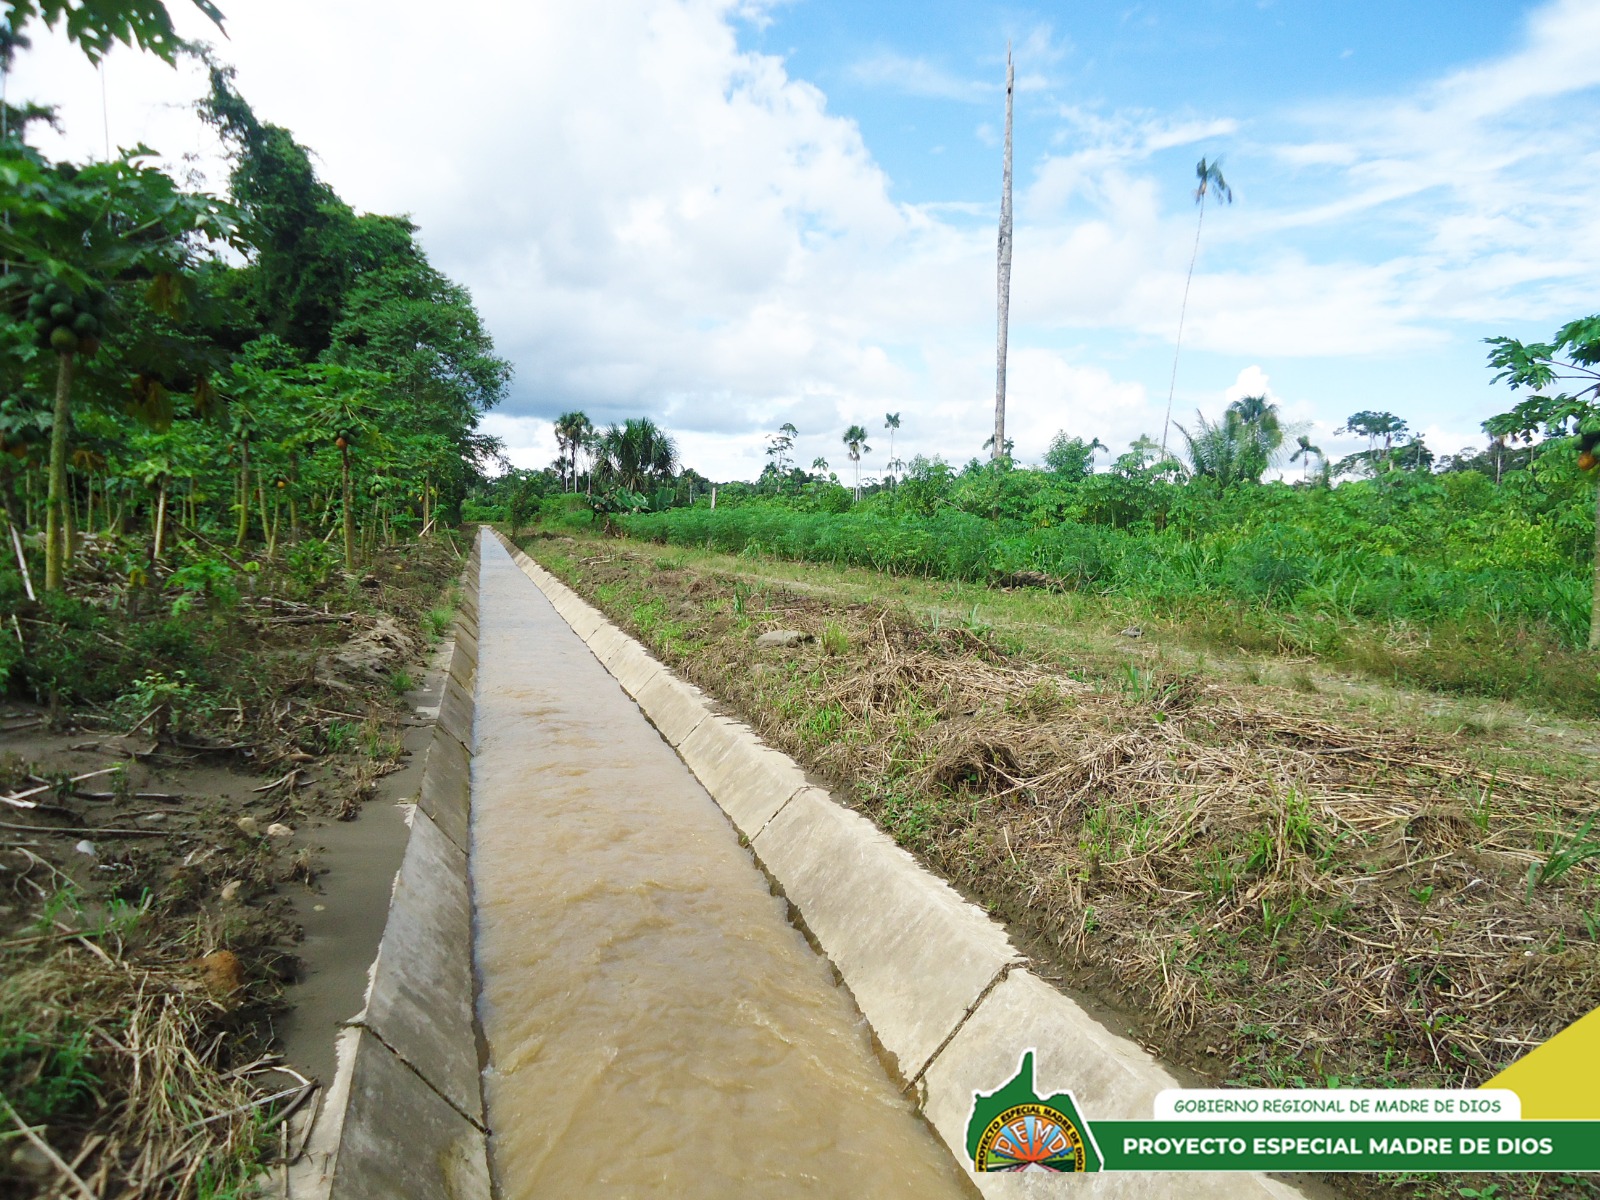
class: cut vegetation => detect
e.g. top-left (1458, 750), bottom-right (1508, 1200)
top-left (524, 531), bottom-right (1600, 1200)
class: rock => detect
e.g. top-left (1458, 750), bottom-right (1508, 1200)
top-left (73, 839), bottom-right (95, 857)
top-left (236, 816), bottom-right (260, 836)
top-left (220, 880), bottom-right (243, 902)
top-left (755, 629), bottom-right (815, 649)
top-left (1119, 626), bottom-right (1143, 639)
top-left (7, 1141), bottom-right (54, 1182)
top-left (266, 822), bottom-right (294, 839)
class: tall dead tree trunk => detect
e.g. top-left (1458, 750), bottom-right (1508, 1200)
top-left (993, 46), bottom-right (1014, 463)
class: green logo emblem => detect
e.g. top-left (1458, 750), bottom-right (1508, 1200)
top-left (965, 1050), bottom-right (1103, 1173)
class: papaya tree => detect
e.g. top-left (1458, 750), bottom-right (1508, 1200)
top-left (1486, 316), bottom-right (1600, 648)
top-left (0, 143), bottom-right (235, 588)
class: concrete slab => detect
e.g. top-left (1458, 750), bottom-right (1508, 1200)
top-left (418, 727), bottom-right (472, 853)
top-left (438, 674), bottom-right (475, 748)
top-left (327, 1028), bottom-right (489, 1200)
top-left (584, 623), bottom-right (628, 667)
top-left (361, 808), bottom-right (482, 1122)
top-left (599, 637), bottom-right (662, 697)
top-left (920, 970), bottom-right (1304, 1199)
top-left (452, 624), bottom-right (478, 668)
top-left (632, 670), bottom-right (712, 746)
top-left (562, 602), bottom-right (605, 642)
top-left (752, 787), bottom-right (1020, 1082)
top-left (678, 715), bottom-right (807, 839)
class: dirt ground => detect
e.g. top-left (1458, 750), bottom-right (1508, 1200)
top-left (1, 537), bottom-right (463, 1198)
top-left (527, 532), bottom-right (1600, 1200)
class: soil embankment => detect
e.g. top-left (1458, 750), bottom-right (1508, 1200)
top-left (0, 537), bottom-right (463, 1197)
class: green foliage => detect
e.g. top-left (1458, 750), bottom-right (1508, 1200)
top-left (1525, 814), bottom-right (1600, 898)
top-left (0, 1015), bottom-right (99, 1125)
top-left (3, 0), bottom-right (223, 65)
top-left (115, 668), bottom-right (215, 732)
top-left (167, 552), bottom-right (238, 613)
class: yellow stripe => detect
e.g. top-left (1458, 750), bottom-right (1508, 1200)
top-left (1483, 1005), bottom-right (1600, 1119)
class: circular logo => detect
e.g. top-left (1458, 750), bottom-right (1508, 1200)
top-left (974, 1102), bottom-right (1089, 1172)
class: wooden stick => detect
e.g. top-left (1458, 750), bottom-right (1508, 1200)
top-left (0, 1096), bottom-right (96, 1200)
top-left (8, 520), bottom-right (35, 601)
top-left (1, 766), bottom-right (120, 809)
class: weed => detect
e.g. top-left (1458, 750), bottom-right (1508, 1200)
top-left (820, 622), bottom-right (849, 656)
top-left (115, 669), bottom-right (215, 736)
top-left (423, 606), bottom-right (454, 640)
top-left (168, 554), bottom-right (240, 615)
top-left (0, 1017), bottom-right (99, 1125)
top-left (324, 720), bottom-right (356, 753)
top-left (1581, 896), bottom-right (1600, 943)
top-left (388, 669), bottom-right (416, 695)
top-left (1526, 812), bottom-right (1600, 898)
top-left (1409, 884), bottom-right (1435, 906)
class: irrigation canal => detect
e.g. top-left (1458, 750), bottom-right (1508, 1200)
top-left (469, 536), bottom-right (974, 1196)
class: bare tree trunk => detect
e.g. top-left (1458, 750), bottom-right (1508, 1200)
top-left (340, 444), bottom-right (356, 572)
top-left (1590, 482), bottom-right (1600, 651)
top-left (993, 46), bottom-right (1014, 463)
top-left (44, 352), bottom-right (74, 592)
top-left (235, 443), bottom-right (250, 548)
top-left (153, 479), bottom-right (167, 560)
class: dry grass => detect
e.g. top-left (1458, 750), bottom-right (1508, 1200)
top-left (537, 539), bottom-right (1600, 1180)
top-left (0, 936), bottom-right (302, 1199)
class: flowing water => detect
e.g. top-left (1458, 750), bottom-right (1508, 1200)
top-left (470, 539), bottom-right (973, 1198)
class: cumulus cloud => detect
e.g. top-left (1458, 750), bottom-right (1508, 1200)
top-left (9, 0), bottom-right (1599, 480)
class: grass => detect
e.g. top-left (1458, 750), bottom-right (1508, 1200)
top-left (523, 531), bottom-right (1600, 1200)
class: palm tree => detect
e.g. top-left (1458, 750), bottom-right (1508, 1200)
top-left (1159, 158), bottom-right (1234, 457)
top-left (594, 417), bottom-right (677, 493)
top-left (553, 410), bottom-right (591, 493)
top-left (811, 456), bottom-right (829, 474)
top-left (842, 424), bottom-right (870, 501)
top-left (1087, 437), bottom-right (1108, 472)
top-left (1228, 393), bottom-right (1283, 473)
top-left (884, 412), bottom-right (901, 475)
top-left (1178, 394), bottom-right (1282, 489)
top-left (1289, 434), bottom-right (1323, 483)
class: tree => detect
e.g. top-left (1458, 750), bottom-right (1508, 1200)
top-left (1485, 315), bottom-right (1600, 648)
top-left (1334, 411), bottom-right (1409, 477)
top-left (594, 417), bottom-right (677, 494)
top-left (1, 147), bottom-right (235, 589)
top-left (3, 0), bottom-right (224, 65)
top-left (1289, 434), bottom-right (1323, 483)
top-left (884, 411), bottom-right (901, 476)
top-left (1177, 394), bottom-right (1281, 490)
top-left (1087, 436), bottom-right (1108, 472)
top-left (992, 46), bottom-right (1013, 463)
top-left (552, 411), bottom-right (591, 492)
top-left (765, 421), bottom-right (797, 483)
top-left (1043, 432), bottom-right (1093, 480)
top-left (842, 423), bottom-right (869, 501)
top-left (1159, 157), bottom-right (1234, 457)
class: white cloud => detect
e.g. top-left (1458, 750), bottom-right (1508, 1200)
top-left (849, 52), bottom-right (993, 103)
top-left (8, 0), bottom-right (1599, 482)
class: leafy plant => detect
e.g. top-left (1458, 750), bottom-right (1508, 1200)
top-left (1526, 813), bottom-right (1600, 898)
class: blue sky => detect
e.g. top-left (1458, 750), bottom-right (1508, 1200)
top-left (12, 0), bottom-right (1600, 479)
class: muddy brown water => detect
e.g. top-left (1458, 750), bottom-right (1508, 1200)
top-left (471, 538), bottom-right (973, 1198)
top-left (276, 640), bottom-right (453, 1088)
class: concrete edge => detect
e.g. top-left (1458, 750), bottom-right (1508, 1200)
top-left (491, 529), bottom-right (1312, 1200)
top-left (298, 531), bottom-right (489, 1200)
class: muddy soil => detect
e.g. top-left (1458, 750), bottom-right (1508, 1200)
top-left (0, 537), bottom-right (462, 1198)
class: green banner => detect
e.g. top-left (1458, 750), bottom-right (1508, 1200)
top-left (1094, 1121), bottom-right (1600, 1172)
